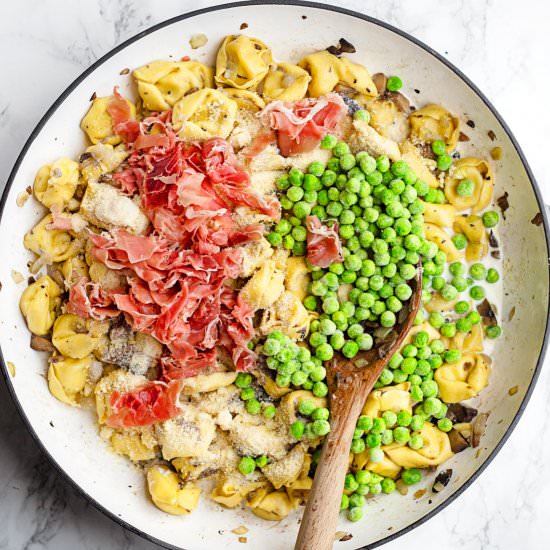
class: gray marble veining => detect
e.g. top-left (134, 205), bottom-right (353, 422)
top-left (1, 0), bottom-right (550, 549)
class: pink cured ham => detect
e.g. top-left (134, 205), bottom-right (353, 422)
top-left (70, 110), bottom-right (278, 425)
top-left (306, 215), bottom-right (344, 268)
top-left (260, 93), bottom-right (346, 156)
top-left (106, 379), bottom-right (183, 428)
top-left (67, 278), bottom-right (120, 320)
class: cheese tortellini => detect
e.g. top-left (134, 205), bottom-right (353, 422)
top-left (172, 88), bottom-right (238, 140)
top-left (215, 35), bottom-right (272, 89)
top-left (51, 314), bottom-right (101, 359)
top-left (260, 291), bottom-right (312, 340)
top-left (262, 63), bottom-right (311, 102)
top-left (247, 487), bottom-right (297, 521)
top-left (384, 423), bottom-right (453, 468)
top-left (24, 214), bottom-right (81, 262)
top-left (240, 258), bottom-right (286, 310)
top-left (445, 158), bottom-right (494, 213)
top-left (80, 95), bottom-right (136, 145)
top-left (147, 464), bottom-right (201, 515)
top-left (298, 50), bottom-right (378, 100)
top-left (362, 382), bottom-right (413, 417)
top-left (222, 88), bottom-right (266, 111)
top-left (48, 355), bottom-right (91, 406)
top-left (435, 353), bottom-right (491, 403)
top-left (409, 104), bottom-right (460, 151)
top-left (424, 222), bottom-right (462, 261)
top-left (133, 60), bottom-right (213, 111)
top-left (19, 275), bottom-right (61, 335)
top-left (453, 214), bottom-right (489, 262)
top-left (33, 158), bottom-right (79, 209)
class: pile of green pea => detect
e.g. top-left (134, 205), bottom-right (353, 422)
top-left (261, 331), bottom-right (330, 397)
top-left (268, 118), bottom-right (443, 360)
top-left (290, 399), bottom-right (331, 440)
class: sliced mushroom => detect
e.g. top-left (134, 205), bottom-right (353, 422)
top-left (372, 73), bottom-right (387, 94)
top-left (477, 299), bottom-right (498, 327)
top-left (386, 91), bottom-right (410, 113)
top-left (448, 429), bottom-right (470, 453)
top-left (30, 334), bottom-right (55, 352)
top-left (446, 403), bottom-right (478, 423)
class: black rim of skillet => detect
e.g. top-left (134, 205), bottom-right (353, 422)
top-left (1, 2), bottom-right (549, 549)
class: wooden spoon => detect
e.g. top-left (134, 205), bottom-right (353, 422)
top-left (295, 267), bottom-right (423, 550)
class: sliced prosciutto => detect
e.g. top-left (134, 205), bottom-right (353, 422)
top-left (106, 379), bottom-right (183, 428)
top-left (306, 215), bottom-right (344, 268)
top-left (260, 93), bottom-right (346, 156)
top-left (67, 278), bottom-right (120, 321)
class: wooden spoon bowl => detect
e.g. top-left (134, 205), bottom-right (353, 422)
top-left (295, 267), bottom-right (423, 550)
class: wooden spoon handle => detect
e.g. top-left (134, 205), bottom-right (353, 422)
top-left (294, 383), bottom-right (367, 550)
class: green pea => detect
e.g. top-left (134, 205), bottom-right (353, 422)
top-left (246, 398), bottom-right (261, 415)
top-left (456, 178), bottom-right (474, 197)
top-left (339, 153), bottom-right (356, 171)
top-left (313, 381), bottom-right (329, 397)
top-left (238, 456), bottom-right (256, 475)
top-left (333, 142), bottom-right (350, 157)
top-left (486, 268), bottom-right (499, 283)
top-left (469, 263), bottom-right (486, 280)
top-left (386, 75), bottom-right (403, 93)
top-left (437, 153), bottom-right (453, 171)
top-left (401, 468), bottom-right (422, 485)
top-left (393, 426), bottom-right (410, 444)
top-left (431, 139), bottom-right (446, 156)
top-left (486, 325), bottom-right (502, 338)
top-left (409, 433), bottom-right (424, 450)
top-left (452, 233), bottom-right (468, 250)
top-left (353, 109), bottom-right (371, 122)
top-left (469, 285), bottom-right (486, 301)
top-left (482, 210), bottom-right (499, 228)
top-left (320, 133), bottom-right (337, 149)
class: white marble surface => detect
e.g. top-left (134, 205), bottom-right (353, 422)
top-left (1, 0), bottom-right (549, 549)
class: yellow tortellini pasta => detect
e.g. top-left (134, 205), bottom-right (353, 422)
top-left (19, 275), bottom-right (61, 335)
top-left (421, 201), bottom-right (457, 228)
top-left (362, 382), bottom-right (412, 417)
top-left (353, 450), bottom-right (402, 479)
top-left (24, 214), bottom-right (81, 262)
top-left (80, 95), bottom-right (136, 145)
top-left (277, 390), bottom-right (327, 427)
top-left (259, 290), bottom-right (312, 340)
top-left (215, 35), bottom-right (272, 89)
top-left (133, 60), bottom-right (213, 111)
top-left (172, 88), bottom-right (238, 140)
top-left (110, 427), bottom-right (158, 461)
top-left (284, 256), bottom-right (310, 301)
top-left (33, 158), bottom-right (79, 209)
top-left (349, 119), bottom-right (402, 161)
top-left (453, 214), bottom-right (489, 262)
top-left (369, 100), bottom-right (410, 143)
top-left (48, 354), bottom-right (91, 406)
top-left (180, 372), bottom-right (237, 394)
top-left (262, 444), bottom-right (307, 489)
top-left (262, 63), bottom-right (311, 102)
top-left (424, 222), bottom-right (462, 261)
top-left (434, 353), bottom-right (491, 403)
top-left (445, 158), bottom-right (494, 213)
top-left (222, 88), bottom-right (266, 111)
top-left (384, 423), bottom-right (453, 468)
top-left (79, 143), bottom-right (128, 185)
top-left (62, 255), bottom-right (89, 287)
top-left (51, 314), bottom-right (100, 359)
top-left (240, 258), bottom-right (286, 310)
top-left (211, 475), bottom-right (267, 508)
top-left (247, 487), bottom-right (297, 521)
top-left (298, 51), bottom-right (378, 100)
top-left (409, 104), bottom-right (460, 151)
top-left (442, 322), bottom-right (484, 354)
top-left (147, 465), bottom-right (201, 515)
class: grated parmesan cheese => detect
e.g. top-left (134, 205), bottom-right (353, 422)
top-left (80, 181), bottom-right (149, 235)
